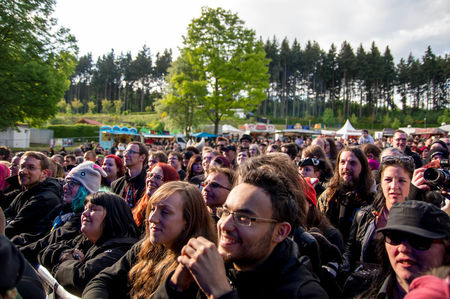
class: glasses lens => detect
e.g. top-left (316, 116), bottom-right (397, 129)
top-left (385, 232), bottom-right (433, 251)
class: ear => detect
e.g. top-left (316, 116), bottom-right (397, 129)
top-left (41, 169), bottom-right (50, 180)
top-left (272, 222), bottom-right (291, 244)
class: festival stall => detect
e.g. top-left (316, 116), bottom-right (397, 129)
top-left (99, 126), bottom-right (140, 149)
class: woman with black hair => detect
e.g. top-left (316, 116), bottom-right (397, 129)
top-left (38, 192), bottom-right (139, 296)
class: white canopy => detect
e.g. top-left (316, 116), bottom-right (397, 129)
top-left (222, 124), bottom-right (244, 134)
top-left (336, 119), bottom-right (362, 139)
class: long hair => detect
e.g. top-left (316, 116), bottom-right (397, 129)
top-left (185, 154), bottom-right (203, 181)
top-left (85, 192), bottom-right (140, 241)
top-left (372, 156), bottom-right (414, 213)
top-left (132, 163), bottom-right (180, 227)
top-left (101, 154), bottom-right (125, 182)
top-left (326, 147), bottom-right (374, 202)
top-left (128, 181), bottom-right (216, 298)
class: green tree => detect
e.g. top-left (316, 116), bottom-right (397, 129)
top-left (113, 99), bottom-right (124, 114)
top-left (71, 98), bottom-right (83, 114)
top-left (0, 0), bottom-right (77, 129)
top-left (101, 99), bottom-right (113, 113)
top-left (155, 51), bottom-right (207, 135)
top-left (57, 99), bottom-right (67, 113)
top-left (181, 7), bottom-right (270, 134)
top-left (321, 108), bottom-right (335, 127)
top-left (87, 101), bottom-right (96, 114)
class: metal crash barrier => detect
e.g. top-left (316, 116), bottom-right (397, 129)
top-left (36, 265), bottom-right (80, 299)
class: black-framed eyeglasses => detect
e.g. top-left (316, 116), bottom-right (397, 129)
top-left (384, 231), bottom-right (442, 251)
top-left (216, 207), bottom-right (277, 227)
top-left (64, 180), bottom-right (80, 190)
top-left (124, 149), bottom-right (139, 156)
top-left (202, 181), bottom-right (231, 191)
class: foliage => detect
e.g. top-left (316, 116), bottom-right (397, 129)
top-left (0, 0), bottom-right (78, 130)
top-left (175, 7), bottom-right (270, 134)
top-left (113, 99), bottom-right (124, 114)
top-left (57, 99), bottom-right (68, 113)
top-left (71, 98), bottom-right (83, 113)
top-left (438, 109), bottom-right (450, 124)
top-left (155, 51), bottom-right (207, 135)
top-left (46, 124), bottom-right (99, 138)
top-left (101, 99), bottom-right (113, 114)
top-left (87, 101), bottom-right (96, 113)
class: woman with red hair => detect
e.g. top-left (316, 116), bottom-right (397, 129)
top-left (100, 155), bottom-right (125, 191)
top-left (133, 163), bottom-right (179, 229)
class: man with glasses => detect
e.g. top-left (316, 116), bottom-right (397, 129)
top-left (160, 169), bottom-right (327, 298)
top-left (201, 167), bottom-right (235, 219)
top-left (111, 142), bottom-right (148, 208)
top-left (3, 151), bottom-right (62, 240)
top-left (168, 152), bottom-right (186, 181)
top-left (392, 130), bottom-right (422, 168)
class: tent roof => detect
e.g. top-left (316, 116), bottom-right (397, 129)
top-left (222, 124), bottom-right (244, 134)
top-left (336, 119), bottom-right (362, 137)
top-left (191, 131), bottom-right (217, 138)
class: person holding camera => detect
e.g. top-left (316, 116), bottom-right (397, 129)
top-left (407, 147), bottom-right (450, 210)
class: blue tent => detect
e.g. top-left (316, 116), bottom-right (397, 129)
top-left (191, 132), bottom-right (217, 138)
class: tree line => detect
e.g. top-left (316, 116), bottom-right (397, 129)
top-left (64, 40), bottom-right (449, 121)
top-left (63, 46), bottom-right (173, 114)
top-left (261, 38), bottom-right (449, 121)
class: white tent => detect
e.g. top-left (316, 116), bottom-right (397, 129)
top-left (336, 119), bottom-right (362, 139)
top-left (222, 124), bottom-right (244, 134)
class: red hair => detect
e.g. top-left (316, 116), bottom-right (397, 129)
top-left (101, 154), bottom-right (125, 178)
top-left (132, 163), bottom-right (180, 227)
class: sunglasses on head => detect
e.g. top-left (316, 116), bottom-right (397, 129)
top-left (381, 155), bottom-right (414, 167)
top-left (384, 231), bottom-right (442, 251)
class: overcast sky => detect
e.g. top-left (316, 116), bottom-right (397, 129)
top-left (54, 0), bottom-right (450, 63)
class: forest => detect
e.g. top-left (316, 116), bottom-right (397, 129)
top-left (64, 39), bottom-right (449, 128)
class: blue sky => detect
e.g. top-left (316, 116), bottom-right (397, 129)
top-left (54, 0), bottom-right (450, 62)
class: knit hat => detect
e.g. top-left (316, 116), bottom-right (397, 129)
top-left (405, 275), bottom-right (450, 299)
top-left (66, 161), bottom-right (106, 194)
top-left (303, 177), bottom-right (317, 206)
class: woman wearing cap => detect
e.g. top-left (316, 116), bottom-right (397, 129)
top-left (19, 161), bottom-right (106, 263)
top-left (38, 192), bottom-right (140, 296)
top-left (100, 154), bottom-right (125, 191)
top-left (342, 155), bottom-right (415, 297)
top-left (132, 162), bottom-right (179, 230)
top-left (82, 181), bottom-right (216, 299)
top-left (362, 200), bottom-right (449, 298)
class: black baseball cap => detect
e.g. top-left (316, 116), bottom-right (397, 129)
top-left (377, 200), bottom-right (449, 239)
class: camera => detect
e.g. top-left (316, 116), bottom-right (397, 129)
top-left (423, 159), bottom-right (450, 190)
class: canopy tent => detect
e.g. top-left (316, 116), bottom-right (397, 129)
top-left (222, 124), bottom-right (244, 134)
top-left (191, 131), bottom-right (218, 138)
top-left (336, 119), bottom-right (362, 139)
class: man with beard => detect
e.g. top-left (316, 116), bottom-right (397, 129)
top-left (157, 169), bottom-right (327, 298)
top-left (111, 142), bottom-right (148, 208)
top-left (318, 147), bottom-right (374, 241)
top-left (3, 151), bottom-right (62, 240)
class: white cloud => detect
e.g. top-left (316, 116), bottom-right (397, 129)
top-left (54, 0), bottom-right (450, 61)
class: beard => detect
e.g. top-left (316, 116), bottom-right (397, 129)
top-left (339, 176), bottom-right (359, 192)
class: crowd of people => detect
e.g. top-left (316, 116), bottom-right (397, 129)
top-left (0, 129), bottom-right (449, 299)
